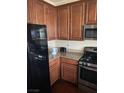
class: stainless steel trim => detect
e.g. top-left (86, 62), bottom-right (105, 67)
top-left (84, 25), bottom-right (97, 29)
top-left (78, 66), bottom-right (97, 90)
top-left (87, 63), bottom-right (97, 68)
top-left (78, 84), bottom-right (97, 93)
top-left (84, 47), bottom-right (97, 52)
top-left (79, 65), bottom-right (97, 72)
top-left (79, 61), bottom-right (83, 65)
top-left (83, 24), bottom-right (97, 40)
top-left (86, 50), bottom-right (97, 53)
top-left (78, 79), bottom-right (97, 90)
top-left (79, 62), bottom-right (97, 68)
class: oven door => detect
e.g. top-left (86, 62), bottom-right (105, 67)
top-left (78, 65), bottom-right (97, 89)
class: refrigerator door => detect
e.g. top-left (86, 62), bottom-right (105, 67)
top-left (27, 23), bottom-right (51, 93)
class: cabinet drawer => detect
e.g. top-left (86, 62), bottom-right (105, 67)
top-left (60, 57), bottom-right (78, 65)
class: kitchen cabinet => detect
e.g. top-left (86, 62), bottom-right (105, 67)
top-left (57, 2), bottom-right (85, 40)
top-left (60, 58), bottom-right (78, 84)
top-left (85, 0), bottom-right (97, 24)
top-left (44, 4), bottom-right (57, 40)
top-left (57, 5), bottom-right (69, 40)
top-left (27, 0), bottom-right (97, 40)
top-left (69, 2), bottom-right (85, 40)
top-left (27, 0), bottom-right (45, 24)
top-left (27, 0), bottom-right (36, 23)
top-left (27, 0), bottom-right (57, 40)
top-left (35, 0), bottom-right (45, 24)
top-left (49, 58), bottom-right (60, 85)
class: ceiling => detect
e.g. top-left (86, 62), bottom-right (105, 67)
top-left (43, 0), bottom-right (80, 6)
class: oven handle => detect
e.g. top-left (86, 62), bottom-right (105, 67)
top-left (79, 65), bottom-right (97, 72)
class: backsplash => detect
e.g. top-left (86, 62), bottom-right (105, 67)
top-left (48, 40), bottom-right (56, 48)
top-left (48, 40), bottom-right (97, 51)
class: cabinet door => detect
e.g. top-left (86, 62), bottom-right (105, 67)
top-left (27, 0), bottom-right (45, 24)
top-left (70, 2), bottom-right (85, 40)
top-left (44, 4), bottom-right (57, 40)
top-left (49, 58), bottom-right (59, 85)
top-left (86, 0), bottom-right (97, 24)
top-left (58, 5), bottom-right (69, 40)
top-left (49, 64), bottom-right (58, 85)
top-left (61, 63), bottom-right (77, 84)
top-left (27, 0), bottom-right (36, 23)
top-left (35, 0), bottom-right (45, 24)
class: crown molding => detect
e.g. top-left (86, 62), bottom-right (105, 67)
top-left (43, 0), bottom-right (80, 6)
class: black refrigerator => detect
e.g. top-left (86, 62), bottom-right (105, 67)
top-left (27, 23), bottom-right (51, 93)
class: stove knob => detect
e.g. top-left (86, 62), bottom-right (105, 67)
top-left (79, 61), bottom-right (83, 65)
top-left (83, 63), bottom-right (87, 66)
top-left (86, 59), bottom-right (90, 61)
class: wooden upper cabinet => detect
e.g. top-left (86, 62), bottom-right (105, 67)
top-left (27, 0), bottom-right (97, 40)
top-left (35, 0), bottom-right (45, 25)
top-left (27, 0), bottom-right (45, 24)
top-left (27, 0), bottom-right (36, 23)
top-left (44, 4), bottom-right (57, 40)
top-left (58, 5), bottom-right (69, 40)
top-left (27, 0), bottom-right (31, 23)
top-left (86, 0), bottom-right (97, 24)
top-left (27, 0), bottom-right (57, 40)
top-left (70, 2), bottom-right (85, 40)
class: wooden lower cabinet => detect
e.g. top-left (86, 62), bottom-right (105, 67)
top-left (49, 58), bottom-right (60, 85)
top-left (49, 57), bottom-right (78, 85)
top-left (60, 58), bottom-right (78, 84)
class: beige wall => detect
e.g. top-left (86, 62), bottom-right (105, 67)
top-left (48, 40), bottom-right (97, 51)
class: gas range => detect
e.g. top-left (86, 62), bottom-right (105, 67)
top-left (79, 47), bottom-right (97, 68)
top-left (78, 47), bottom-right (97, 93)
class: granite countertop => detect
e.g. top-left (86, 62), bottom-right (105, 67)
top-left (49, 53), bottom-right (60, 62)
top-left (49, 52), bottom-right (82, 62)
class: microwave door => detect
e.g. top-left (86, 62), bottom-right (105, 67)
top-left (85, 29), bottom-right (97, 40)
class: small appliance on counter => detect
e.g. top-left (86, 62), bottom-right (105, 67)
top-left (60, 47), bottom-right (67, 53)
top-left (50, 47), bottom-right (58, 55)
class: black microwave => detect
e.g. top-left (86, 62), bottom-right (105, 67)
top-left (83, 25), bottom-right (97, 40)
